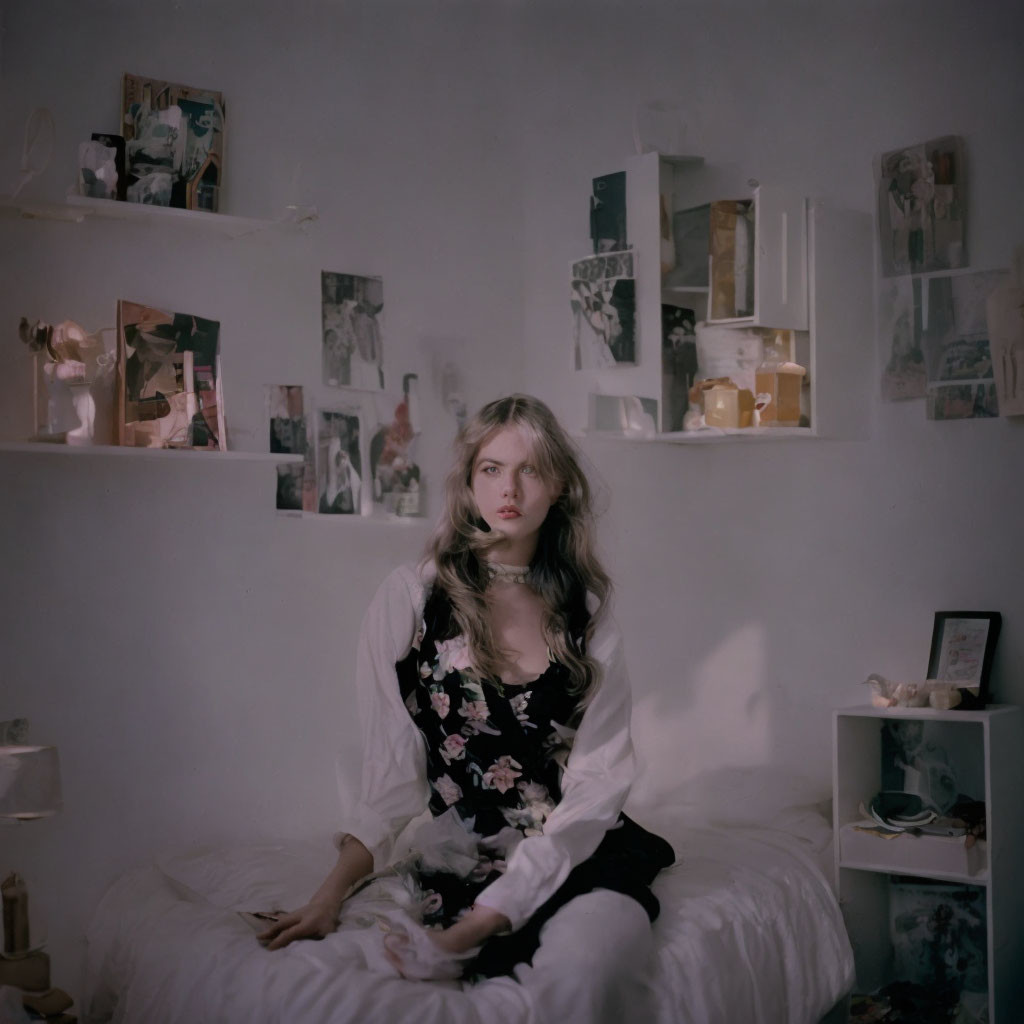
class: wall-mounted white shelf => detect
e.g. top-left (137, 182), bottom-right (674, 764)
top-left (0, 193), bottom-right (317, 238)
top-left (575, 152), bottom-right (873, 442)
top-left (0, 441), bottom-right (302, 463)
top-left (583, 425), bottom-right (814, 444)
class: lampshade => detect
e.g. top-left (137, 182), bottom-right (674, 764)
top-left (0, 745), bottom-right (62, 819)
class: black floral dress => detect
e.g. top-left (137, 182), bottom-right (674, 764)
top-left (395, 588), bottom-right (675, 977)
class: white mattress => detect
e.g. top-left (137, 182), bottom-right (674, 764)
top-left (82, 818), bottom-right (853, 1024)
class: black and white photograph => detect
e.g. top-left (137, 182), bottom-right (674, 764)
top-left (877, 135), bottom-right (966, 278)
top-left (316, 408), bottom-right (362, 515)
top-left (321, 271), bottom-right (385, 391)
top-left (590, 171), bottom-right (627, 253)
top-left (661, 305), bottom-right (697, 432)
top-left (267, 385), bottom-right (314, 514)
top-left (570, 251), bottom-right (636, 369)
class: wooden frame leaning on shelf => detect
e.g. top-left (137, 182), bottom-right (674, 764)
top-left (117, 300), bottom-right (226, 451)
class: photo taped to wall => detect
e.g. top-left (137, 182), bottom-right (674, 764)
top-left (317, 407), bottom-right (362, 515)
top-left (922, 270), bottom-right (1007, 420)
top-left (267, 385), bottom-right (315, 514)
top-left (321, 272), bottom-right (384, 391)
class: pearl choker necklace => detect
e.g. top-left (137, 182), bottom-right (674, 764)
top-left (485, 561), bottom-right (531, 584)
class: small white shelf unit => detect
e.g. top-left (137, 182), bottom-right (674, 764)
top-left (0, 441), bottom-right (302, 463)
top-left (579, 151), bottom-right (873, 442)
top-left (0, 192), bottom-right (316, 238)
top-left (832, 704), bottom-right (1024, 1022)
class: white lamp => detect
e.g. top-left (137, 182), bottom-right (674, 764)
top-left (1, 745), bottom-right (62, 957)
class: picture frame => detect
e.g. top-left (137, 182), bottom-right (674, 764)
top-left (927, 611), bottom-right (1002, 707)
top-left (116, 300), bottom-right (225, 451)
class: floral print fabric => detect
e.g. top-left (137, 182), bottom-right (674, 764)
top-left (395, 591), bottom-right (578, 928)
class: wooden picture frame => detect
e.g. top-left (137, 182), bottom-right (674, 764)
top-left (927, 611), bottom-right (1001, 707)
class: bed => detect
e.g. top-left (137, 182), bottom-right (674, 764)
top-left (81, 802), bottom-right (854, 1024)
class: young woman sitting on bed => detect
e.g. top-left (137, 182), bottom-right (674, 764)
top-left (259, 394), bottom-right (674, 1016)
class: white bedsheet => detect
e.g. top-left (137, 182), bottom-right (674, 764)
top-left (82, 820), bottom-right (853, 1024)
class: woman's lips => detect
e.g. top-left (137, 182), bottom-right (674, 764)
top-left (497, 506), bottom-right (521, 519)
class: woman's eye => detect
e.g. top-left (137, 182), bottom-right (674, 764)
top-left (482, 465), bottom-right (499, 475)
top-left (521, 465), bottom-right (535, 475)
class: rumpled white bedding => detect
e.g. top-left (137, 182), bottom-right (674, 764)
top-left (82, 814), bottom-right (853, 1024)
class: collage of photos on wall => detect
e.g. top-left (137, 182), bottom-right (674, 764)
top-left (876, 135), bottom-right (1024, 421)
top-left (267, 271), bottom-right (423, 519)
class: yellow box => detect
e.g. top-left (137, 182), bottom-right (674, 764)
top-left (704, 383), bottom-right (755, 428)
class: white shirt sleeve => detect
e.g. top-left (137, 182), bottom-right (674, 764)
top-left (340, 563), bottom-right (432, 869)
top-left (472, 605), bottom-right (636, 931)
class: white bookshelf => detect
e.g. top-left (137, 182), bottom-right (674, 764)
top-left (832, 705), bottom-right (1024, 1022)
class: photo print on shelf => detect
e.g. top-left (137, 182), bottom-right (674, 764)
top-left (116, 301), bottom-right (224, 450)
top-left (121, 73), bottom-right (224, 211)
top-left (316, 407), bottom-right (363, 515)
top-left (267, 385), bottom-right (315, 514)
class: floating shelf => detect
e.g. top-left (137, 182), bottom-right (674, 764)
top-left (0, 193), bottom-right (317, 238)
top-left (0, 441), bottom-right (303, 463)
top-left (582, 425), bottom-right (813, 445)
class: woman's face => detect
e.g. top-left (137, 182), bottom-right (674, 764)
top-left (470, 425), bottom-right (561, 562)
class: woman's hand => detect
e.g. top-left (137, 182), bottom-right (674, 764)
top-left (258, 899), bottom-right (341, 951)
top-left (382, 905), bottom-right (511, 980)
top-left (435, 904), bottom-right (510, 952)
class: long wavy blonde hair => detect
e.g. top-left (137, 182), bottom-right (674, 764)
top-left (426, 394), bottom-right (610, 700)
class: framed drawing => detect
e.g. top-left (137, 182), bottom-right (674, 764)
top-left (927, 611), bottom-right (1001, 706)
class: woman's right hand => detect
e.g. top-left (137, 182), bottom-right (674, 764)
top-left (258, 899), bottom-right (341, 951)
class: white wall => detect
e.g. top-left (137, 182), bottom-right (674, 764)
top-left (1, 0), bottom-right (1022, 1000)
top-left (510, 0), bottom-right (1024, 804)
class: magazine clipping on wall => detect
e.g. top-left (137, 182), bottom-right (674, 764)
top-left (922, 270), bottom-right (1007, 420)
top-left (369, 374), bottom-right (423, 517)
top-left (570, 250), bottom-right (636, 370)
top-left (986, 245), bottom-right (1024, 416)
top-left (267, 385), bottom-right (315, 514)
top-left (121, 73), bottom-right (224, 211)
top-left (876, 136), bottom-right (966, 279)
top-left (316, 407), bottom-right (362, 515)
top-left (116, 301), bottom-right (224, 450)
top-left (321, 271), bottom-right (384, 392)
